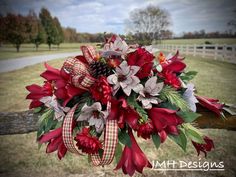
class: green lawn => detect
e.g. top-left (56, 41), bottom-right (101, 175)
top-left (0, 43), bottom-right (99, 60)
top-left (158, 38), bottom-right (236, 45)
top-left (0, 55), bottom-right (236, 177)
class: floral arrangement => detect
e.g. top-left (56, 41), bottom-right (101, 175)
top-left (26, 35), bottom-right (224, 176)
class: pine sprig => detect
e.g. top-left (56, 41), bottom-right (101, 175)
top-left (159, 86), bottom-right (190, 111)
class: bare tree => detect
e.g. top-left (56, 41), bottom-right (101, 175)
top-left (126, 5), bottom-right (171, 44)
top-left (228, 10), bottom-right (236, 28)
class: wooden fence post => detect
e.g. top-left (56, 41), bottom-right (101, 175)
top-left (193, 44), bottom-right (196, 56)
top-left (202, 44), bottom-right (206, 58)
top-left (214, 44), bottom-right (218, 60)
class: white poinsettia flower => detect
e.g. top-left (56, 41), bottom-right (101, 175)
top-left (102, 35), bottom-right (129, 57)
top-left (77, 102), bottom-right (108, 133)
top-left (183, 83), bottom-right (198, 112)
top-left (137, 77), bottom-right (164, 109)
top-left (40, 95), bottom-right (70, 121)
top-left (107, 61), bottom-right (143, 96)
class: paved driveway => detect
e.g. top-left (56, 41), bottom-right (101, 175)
top-left (0, 52), bottom-right (81, 73)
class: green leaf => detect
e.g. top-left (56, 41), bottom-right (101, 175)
top-left (159, 86), bottom-right (190, 111)
top-left (34, 107), bottom-right (42, 113)
top-left (98, 148), bottom-right (104, 159)
top-left (168, 129), bottom-right (187, 152)
top-left (74, 93), bottom-right (94, 118)
top-left (177, 111), bottom-right (201, 123)
top-left (152, 134), bottom-right (161, 149)
top-left (180, 71), bottom-right (198, 82)
top-left (115, 142), bottom-right (123, 164)
top-left (159, 102), bottom-right (178, 110)
top-left (118, 129), bottom-right (131, 147)
top-left (127, 92), bottom-right (148, 121)
top-left (36, 109), bottom-right (56, 139)
top-left (183, 123), bottom-right (204, 144)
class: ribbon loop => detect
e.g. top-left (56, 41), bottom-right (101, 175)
top-left (91, 119), bottom-right (118, 166)
top-left (62, 104), bottom-right (83, 155)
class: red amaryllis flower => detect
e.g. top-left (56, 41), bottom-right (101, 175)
top-left (90, 76), bottom-right (112, 105)
top-left (115, 129), bottom-right (152, 176)
top-left (38, 127), bottom-right (67, 160)
top-left (127, 47), bottom-right (154, 79)
top-left (148, 108), bottom-right (182, 143)
top-left (74, 127), bottom-right (102, 154)
top-left (159, 70), bottom-right (181, 89)
top-left (161, 51), bottom-right (186, 73)
top-left (196, 95), bottom-right (224, 117)
top-left (137, 121), bottom-right (154, 140)
top-left (192, 136), bottom-right (214, 157)
top-left (26, 81), bottom-right (53, 109)
top-left (40, 63), bottom-right (85, 106)
top-left (108, 98), bottom-right (139, 130)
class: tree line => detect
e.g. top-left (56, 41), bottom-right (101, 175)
top-left (1, 5), bottom-right (235, 52)
top-left (0, 8), bottom-right (64, 52)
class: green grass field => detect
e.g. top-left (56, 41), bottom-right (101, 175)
top-left (0, 55), bottom-right (236, 177)
top-left (159, 38), bottom-right (236, 45)
top-left (0, 43), bottom-right (99, 60)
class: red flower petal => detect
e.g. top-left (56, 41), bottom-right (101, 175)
top-left (46, 136), bottom-right (62, 153)
top-left (38, 127), bottom-right (62, 144)
top-left (57, 142), bottom-right (67, 160)
top-left (196, 95), bottom-right (223, 116)
top-left (29, 100), bottom-right (42, 109)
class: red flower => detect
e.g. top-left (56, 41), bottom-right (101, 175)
top-left (148, 108), bottom-right (182, 143)
top-left (74, 127), bottom-right (102, 154)
top-left (40, 63), bottom-right (85, 106)
top-left (127, 47), bottom-right (154, 79)
top-left (161, 51), bottom-right (186, 73)
top-left (159, 70), bottom-right (181, 89)
top-left (26, 81), bottom-right (53, 109)
top-left (192, 136), bottom-right (214, 157)
top-left (38, 127), bottom-right (67, 160)
top-left (137, 121), bottom-right (154, 140)
top-left (115, 129), bottom-right (152, 176)
top-left (90, 76), bottom-right (112, 104)
top-left (108, 98), bottom-right (139, 130)
top-left (196, 95), bottom-right (224, 117)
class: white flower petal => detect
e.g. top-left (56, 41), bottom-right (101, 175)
top-left (133, 83), bottom-right (144, 93)
top-left (142, 99), bottom-right (150, 107)
top-left (107, 74), bottom-right (118, 85)
top-left (92, 102), bottom-right (102, 111)
top-left (117, 61), bottom-right (130, 75)
top-left (145, 77), bottom-right (157, 88)
top-left (112, 84), bottom-right (120, 96)
top-left (77, 112), bottom-right (91, 121)
top-left (144, 103), bottom-right (152, 109)
top-left (151, 82), bottom-right (164, 95)
top-left (95, 119), bottom-right (104, 133)
top-left (123, 86), bottom-right (132, 96)
top-left (130, 65), bottom-right (140, 75)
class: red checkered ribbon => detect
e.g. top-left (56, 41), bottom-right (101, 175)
top-left (62, 104), bottom-right (83, 155)
top-left (62, 46), bottom-right (98, 90)
top-left (91, 119), bottom-right (118, 166)
top-left (81, 45), bottom-right (97, 64)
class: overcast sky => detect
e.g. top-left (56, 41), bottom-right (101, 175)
top-left (0, 0), bottom-right (235, 35)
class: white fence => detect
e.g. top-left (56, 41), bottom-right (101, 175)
top-left (156, 44), bottom-right (236, 64)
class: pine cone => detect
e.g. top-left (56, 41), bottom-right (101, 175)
top-left (89, 61), bottom-right (112, 78)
